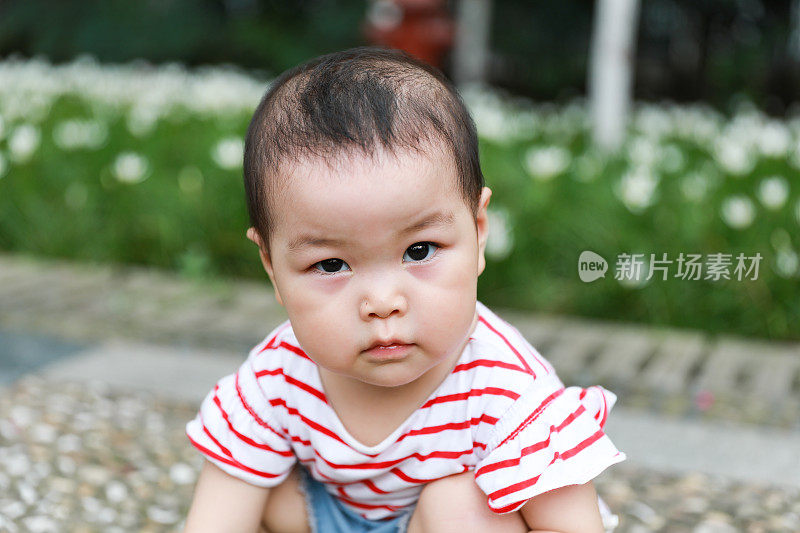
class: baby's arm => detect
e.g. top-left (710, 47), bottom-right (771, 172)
top-left (184, 461), bottom-right (270, 533)
top-left (519, 481), bottom-right (605, 533)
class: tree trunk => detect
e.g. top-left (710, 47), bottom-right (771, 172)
top-left (589, 0), bottom-right (641, 152)
top-left (790, 0), bottom-right (800, 61)
top-left (452, 0), bottom-right (493, 86)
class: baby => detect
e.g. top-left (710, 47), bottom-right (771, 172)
top-left (184, 47), bottom-right (625, 533)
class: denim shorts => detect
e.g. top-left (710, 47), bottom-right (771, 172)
top-left (298, 467), bottom-right (415, 533)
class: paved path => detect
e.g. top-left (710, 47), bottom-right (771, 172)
top-left (2, 253), bottom-right (799, 427)
top-left (2, 253), bottom-right (800, 531)
top-left (31, 336), bottom-right (800, 489)
top-left (3, 374), bottom-right (798, 533)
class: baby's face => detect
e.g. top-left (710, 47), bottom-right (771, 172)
top-left (252, 146), bottom-right (491, 389)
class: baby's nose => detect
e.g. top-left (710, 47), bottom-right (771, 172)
top-left (359, 283), bottom-right (408, 320)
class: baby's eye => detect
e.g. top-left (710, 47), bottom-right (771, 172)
top-left (403, 242), bottom-right (439, 262)
top-left (313, 258), bottom-right (350, 274)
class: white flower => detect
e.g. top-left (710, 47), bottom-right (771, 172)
top-left (616, 167), bottom-right (659, 213)
top-left (127, 105), bottom-right (159, 137)
top-left (53, 119), bottom-right (108, 150)
top-left (757, 176), bottom-right (789, 210)
top-left (720, 195), bottom-right (755, 229)
top-left (634, 105), bottom-right (672, 137)
top-left (471, 100), bottom-right (511, 143)
top-left (8, 124), bottom-right (40, 163)
top-left (775, 248), bottom-right (799, 278)
top-left (212, 137), bottom-right (244, 170)
top-left (627, 136), bottom-right (657, 168)
top-left (523, 145), bottom-right (570, 181)
top-left (486, 208), bottom-right (513, 260)
top-left (713, 137), bottom-right (755, 176)
top-left (112, 152), bottom-right (149, 183)
top-left (757, 121), bottom-right (791, 157)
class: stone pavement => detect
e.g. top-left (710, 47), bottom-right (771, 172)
top-left (2, 253), bottom-right (800, 532)
top-left (3, 253), bottom-right (799, 428)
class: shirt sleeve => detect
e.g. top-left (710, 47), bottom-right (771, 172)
top-left (474, 373), bottom-right (626, 514)
top-left (185, 357), bottom-right (296, 487)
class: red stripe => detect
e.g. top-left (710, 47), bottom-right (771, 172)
top-left (597, 388), bottom-right (609, 428)
top-left (476, 433), bottom-right (553, 478)
top-left (316, 447), bottom-right (474, 471)
top-left (560, 428), bottom-right (604, 461)
top-left (476, 402), bottom-right (584, 479)
top-left (490, 499), bottom-right (529, 514)
top-left (390, 467), bottom-right (436, 484)
top-left (268, 398), bottom-right (353, 449)
top-left (212, 390), bottom-right (293, 457)
top-left (201, 417), bottom-right (232, 458)
top-left (234, 372), bottom-right (285, 440)
top-left (396, 414), bottom-right (499, 444)
top-left (258, 323), bottom-right (289, 352)
top-left (259, 336), bottom-right (314, 363)
top-left (478, 315), bottom-right (535, 376)
top-left (452, 359), bottom-right (528, 374)
top-left (494, 389), bottom-right (564, 451)
top-left (255, 368), bottom-right (327, 403)
top-left (486, 428), bottom-right (607, 508)
top-left (489, 464), bottom-right (548, 502)
top-left (506, 323), bottom-right (552, 375)
top-left (556, 405), bottom-right (586, 432)
top-left (187, 434), bottom-right (283, 479)
top-left (288, 433), bottom-right (312, 447)
top-left (362, 479), bottom-right (391, 495)
top-left (278, 341), bottom-right (313, 361)
top-left (421, 387), bottom-right (519, 409)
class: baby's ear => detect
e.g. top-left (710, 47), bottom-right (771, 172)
top-left (246, 227), bottom-right (283, 306)
top-left (475, 187), bottom-right (492, 276)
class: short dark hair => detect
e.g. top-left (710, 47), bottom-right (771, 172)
top-left (243, 46), bottom-right (484, 251)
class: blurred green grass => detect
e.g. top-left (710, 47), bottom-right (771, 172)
top-left (0, 60), bottom-right (798, 340)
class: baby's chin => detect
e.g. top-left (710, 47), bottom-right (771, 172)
top-left (353, 358), bottom-right (437, 389)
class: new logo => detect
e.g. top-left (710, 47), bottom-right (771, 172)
top-left (578, 251), bottom-right (608, 282)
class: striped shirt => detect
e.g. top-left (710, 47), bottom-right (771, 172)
top-left (186, 301), bottom-right (625, 521)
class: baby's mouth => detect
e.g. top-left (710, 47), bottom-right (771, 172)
top-left (363, 341), bottom-right (414, 361)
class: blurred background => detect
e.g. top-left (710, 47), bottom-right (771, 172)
top-left (2, 1), bottom-right (800, 531)
top-left (0, 0), bottom-right (800, 339)
top-left (1, 0), bottom-right (798, 340)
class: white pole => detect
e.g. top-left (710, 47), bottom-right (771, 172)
top-left (589, 0), bottom-right (641, 152)
top-left (453, 0), bottom-right (493, 86)
top-left (790, 0), bottom-right (800, 60)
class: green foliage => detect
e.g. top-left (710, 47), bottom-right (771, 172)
top-left (1, 61), bottom-right (798, 340)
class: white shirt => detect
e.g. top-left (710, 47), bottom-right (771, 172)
top-left (186, 302), bottom-right (625, 521)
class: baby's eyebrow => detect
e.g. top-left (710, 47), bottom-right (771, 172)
top-left (286, 236), bottom-right (348, 253)
top-left (286, 210), bottom-right (455, 253)
top-left (400, 210), bottom-right (455, 235)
